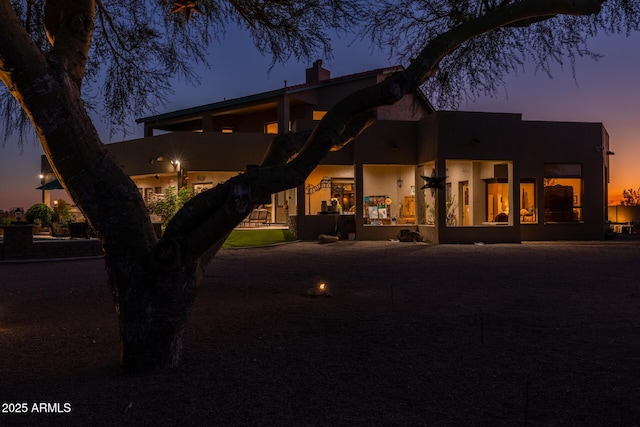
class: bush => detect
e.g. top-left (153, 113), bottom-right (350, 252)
top-left (53, 200), bottom-right (73, 225)
top-left (26, 203), bottom-right (54, 227)
top-left (148, 186), bottom-right (192, 227)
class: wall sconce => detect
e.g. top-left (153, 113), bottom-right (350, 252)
top-left (397, 178), bottom-right (403, 188)
top-left (150, 155), bottom-right (165, 164)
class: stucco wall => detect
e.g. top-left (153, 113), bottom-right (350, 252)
top-left (107, 131), bottom-right (274, 174)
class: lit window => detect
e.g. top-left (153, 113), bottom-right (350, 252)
top-left (543, 164), bottom-right (583, 223)
top-left (363, 165), bottom-right (415, 225)
top-left (519, 180), bottom-right (537, 223)
top-left (313, 110), bottom-right (327, 121)
top-left (441, 160), bottom-right (513, 226)
top-left (221, 127), bottom-right (233, 134)
top-left (264, 122), bottom-right (278, 134)
top-left (485, 180), bottom-right (510, 223)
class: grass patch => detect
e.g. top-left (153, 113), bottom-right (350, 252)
top-left (222, 228), bottom-right (297, 249)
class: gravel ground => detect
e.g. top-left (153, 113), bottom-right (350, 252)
top-left (1, 239), bottom-right (640, 426)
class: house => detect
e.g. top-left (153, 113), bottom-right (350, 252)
top-left (63, 61), bottom-right (615, 243)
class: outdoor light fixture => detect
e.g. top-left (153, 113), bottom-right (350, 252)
top-left (171, 159), bottom-right (180, 170)
top-left (306, 282), bottom-right (332, 297)
top-left (39, 174), bottom-right (45, 203)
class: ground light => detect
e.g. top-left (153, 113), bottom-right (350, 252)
top-left (306, 281), bottom-right (332, 297)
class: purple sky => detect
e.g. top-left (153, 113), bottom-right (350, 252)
top-left (1, 26), bottom-right (638, 210)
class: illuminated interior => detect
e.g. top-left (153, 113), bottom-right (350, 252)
top-left (362, 165), bottom-right (416, 225)
top-left (264, 122), bottom-right (278, 134)
top-left (445, 160), bottom-right (514, 227)
top-left (312, 110), bottom-right (327, 121)
top-left (544, 164), bottom-right (583, 222)
top-left (304, 165), bottom-right (355, 215)
top-left (520, 180), bottom-right (537, 223)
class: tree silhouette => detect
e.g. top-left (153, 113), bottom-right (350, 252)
top-left (0, 0), bottom-right (637, 372)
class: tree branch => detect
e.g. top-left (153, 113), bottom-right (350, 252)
top-left (46, 0), bottom-right (95, 89)
top-left (161, 0), bottom-right (604, 264)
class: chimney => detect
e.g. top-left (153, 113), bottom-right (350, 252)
top-left (305, 60), bottom-right (330, 83)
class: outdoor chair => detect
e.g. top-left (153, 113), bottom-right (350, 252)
top-left (241, 208), bottom-right (270, 227)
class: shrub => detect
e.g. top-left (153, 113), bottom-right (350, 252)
top-left (147, 186), bottom-right (192, 227)
top-left (53, 200), bottom-right (73, 225)
top-left (26, 203), bottom-right (54, 227)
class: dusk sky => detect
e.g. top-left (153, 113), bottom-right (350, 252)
top-left (0, 24), bottom-right (638, 211)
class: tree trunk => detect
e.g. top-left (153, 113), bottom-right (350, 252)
top-left (112, 259), bottom-right (201, 372)
top-left (106, 242), bottom-right (202, 373)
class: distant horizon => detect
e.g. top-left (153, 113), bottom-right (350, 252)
top-left (1, 27), bottom-right (638, 211)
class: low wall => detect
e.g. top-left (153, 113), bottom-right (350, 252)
top-left (31, 239), bottom-right (103, 259)
top-left (2, 225), bottom-right (34, 259)
top-left (1, 229), bottom-right (103, 260)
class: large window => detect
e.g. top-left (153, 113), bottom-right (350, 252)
top-left (445, 160), bottom-right (513, 227)
top-left (304, 166), bottom-right (354, 215)
top-left (544, 164), bottom-right (583, 223)
top-left (486, 179), bottom-right (510, 223)
top-left (363, 165), bottom-right (415, 225)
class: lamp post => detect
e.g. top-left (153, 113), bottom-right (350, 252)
top-left (39, 174), bottom-right (45, 204)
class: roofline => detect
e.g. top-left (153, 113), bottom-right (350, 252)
top-left (135, 88), bottom-right (286, 124)
top-left (136, 65), bottom-right (426, 124)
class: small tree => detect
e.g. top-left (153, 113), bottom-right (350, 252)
top-left (621, 188), bottom-right (640, 206)
top-left (25, 203), bottom-right (54, 227)
top-left (148, 186), bottom-right (192, 228)
top-left (52, 200), bottom-right (73, 225)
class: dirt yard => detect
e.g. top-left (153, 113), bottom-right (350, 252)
top-left (1, 240), bottom-right (639, 426)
